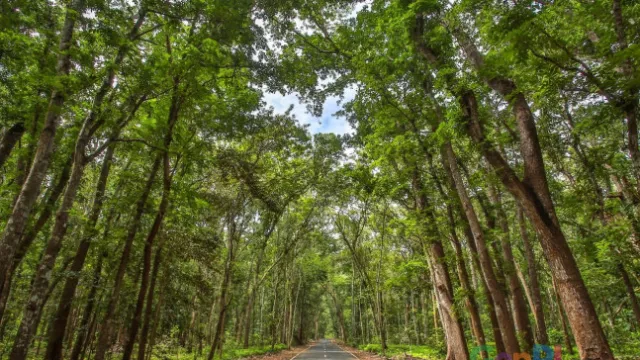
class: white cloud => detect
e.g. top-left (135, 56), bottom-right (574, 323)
top-left (263, 88), bottom-right (355, 135)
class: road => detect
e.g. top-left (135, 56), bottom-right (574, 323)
top-left (292, 339), bottom-right (358, 360)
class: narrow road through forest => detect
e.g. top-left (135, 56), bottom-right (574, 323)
top-left (293, 340), bottom-right (357, 360)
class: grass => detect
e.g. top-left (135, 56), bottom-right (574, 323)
top-left (150, 343), bottom-right (288, 360)
top-left (359, 343), bottom-right (443, 360)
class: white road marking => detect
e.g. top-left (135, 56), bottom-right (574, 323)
top-left (289, 344), bottom-right (315, 360)
top-left (334, 344), bottom-right (359, 359)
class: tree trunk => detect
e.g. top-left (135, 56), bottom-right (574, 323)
top-left (93, 155), bottom-right (161, 360)
top-left (138, 246), bottom-right (163, 360)
top-left (552, 278), bottom-right (574, 355)
top-left (10, 139), bottom-right (90, 360)
top-left (69, 251), bottom-right (105, 360)
top-left (611, 0), bottom-right (640, 189)
top-left (45, 104), bottom-right (139, 359)
top-left (44, 141), bottom-right (115, 360)
top-left (442, 143), bottom-right (520, 354)
top-left (439, 203), bottom-right (485, 347)
top-left (451, 26), bottom-right (613, 359)
top-left (146, 280), bottom-right (164, 360)
top-left (431, 147), bottom-right (487, 349)
top-left (0, 159), bottom-right (71, 324)
top-left (488, 186), bottom-right (534, 350)
top-left (618, 262), bottom-right (640, 327)
top-left (517, 207), bottom-right (548, 344)
top-left (465, 220), bottom-right (505, 353)
top-left (413, 169), bottom-right (469, 360)
top-left (122, 81), bottom-right (179, 360)
top-left (18, 86), bottom-right (146, 360)
top-left (208, 216), bottom-right (237, 360)
top-left (0, 0), bottom-right (82, 326)
top-left (0, 122), bottom-right (26, 168)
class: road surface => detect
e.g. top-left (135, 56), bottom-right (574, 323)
top-left (292, 339), bottom-right (358, 360)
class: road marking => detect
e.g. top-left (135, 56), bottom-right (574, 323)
top-left (289, 344), bottom-right (315, 360)
top-left (334, 344), bottom-right (359, 359)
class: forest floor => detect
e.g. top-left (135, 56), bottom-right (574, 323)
top-left (335, 342), bottom-right (385, 360)
top-left (243, 343), bottom-right (313, 360)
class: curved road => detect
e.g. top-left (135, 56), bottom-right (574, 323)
top-left (292, 339), bottom-right (358, 360)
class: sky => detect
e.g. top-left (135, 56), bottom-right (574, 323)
top-left (260, 2), bottom-right (371, 136)
top-left (262, 89), bottom-right (356, 135)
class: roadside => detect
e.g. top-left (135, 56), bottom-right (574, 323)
top-left (333, 341), bottom-right (440, 360)
top-left (239, 343), bottom-right (313, 360)
top-left (333, 341), bottom-right (382, 360)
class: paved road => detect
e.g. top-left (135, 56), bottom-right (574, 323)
top-left (293, 339), bottom-right (357, 360)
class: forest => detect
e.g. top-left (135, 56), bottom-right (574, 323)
top-left (1, 0), bottom-right (639, 359)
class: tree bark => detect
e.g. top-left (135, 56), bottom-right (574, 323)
top-left (93, 155), bottom-right (161, 360)
top-left (44, 141), bottom-right (116, 360)
top-left (412, 169), bottom-right (469, 360)
top-left (552, 278), bottom-right (574, 355)
top-left (208, 215), bottom-right (237, 360)
top-left (138, 245), bottom-right (163, 360)
top-left (10, 134), bottom-right (90, 360)
top-left (443, 144), bottom-right (520, 354)
top-left (517, 207), bottom-right (548, 344)
top-left (69, 250), bottom-right (105, 360)
top-left (0, 0), bottom-right (83, 323)
top-left (0, 159), bottom-right (71, 323)
top-left (122, 72), bottom-right (179, 360)
top-left (412, 17), bottom-right (613, 359)
top-left (488, 186), bottom-right (534, 350)
top-left (0, 122), bottom-right (26, 168)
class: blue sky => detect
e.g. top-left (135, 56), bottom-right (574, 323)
top-left (259, 2), bottom-right (370, 135)
top-left (263, 90), bottom-right (355, 135)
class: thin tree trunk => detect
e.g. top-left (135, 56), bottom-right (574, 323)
top-left (444, 204), bottom-right (486, 348)
top-left (611, 0), bottom-right (640, 188)
top-left (552, 278), bottom-right (574, 355)
top-left (122, 79), bottom-right (179, 360)
top-left (453, 27), bottom-right (613, 360)
top-left (517, 207), bottom-right (548, 344)
top-left (0, 123), bottom-right (26, 168)
top-left (0, 0), bottom-right (83, 305)
top-left (45, 97), bottom-right (141, 360)
top-left (16, 96), bottom-right (145, 360)
top-left (0, 159), bottom-right (71, 323)
top-left (443, 143), bottom-right (520, 354)
top-left (413, 169), bottom-right (469, 360)
top-left (465, 222), bottom-right (505, 353)
top-left (208, 216), bottom-right (237, 360)
top-left (619, 262), bottom-right (640, 327)
top-left (45, 142), bottom-right (116, 360)
top-left (138, 246), bottom-right (163, 360)
top-left (10, 134), bottom-right (91, 360)
top-left (432, 150), bottom-right (486, 349)
top-left (488, 186), bottom-right (534, 350)
top-left (93, 155), bottom-right (161, 360)
top-left (146, 283), bottom-right (164, 360)
top-left (69, 251), bottom-right (105, 360)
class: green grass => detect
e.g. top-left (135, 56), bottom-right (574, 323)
top-left (359, 344), bottom-right (443, 359)
top-left (150, 343), bottom-right (288, 360)
top-left (222, 344), bottom-right (288, 360)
